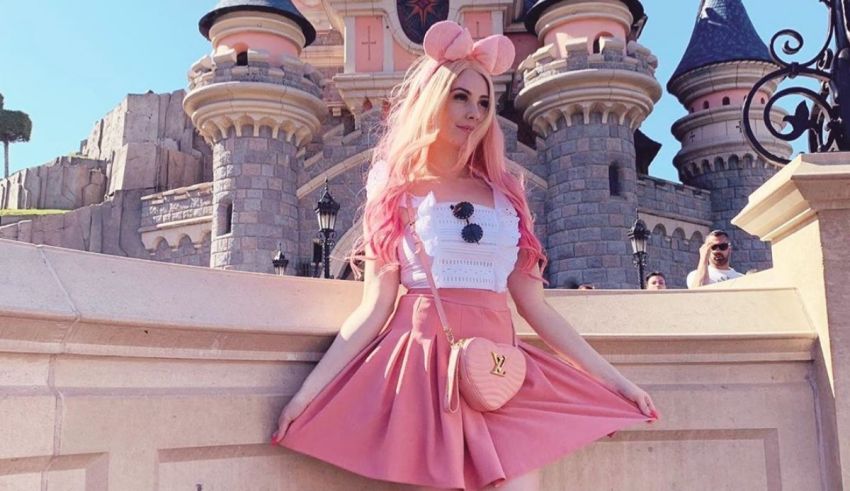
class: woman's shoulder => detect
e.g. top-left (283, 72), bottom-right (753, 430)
top-left (365, 160), bottom-right (390, 201)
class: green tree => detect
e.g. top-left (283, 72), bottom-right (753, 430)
top-left (0, 93), bottom-right (33, 178)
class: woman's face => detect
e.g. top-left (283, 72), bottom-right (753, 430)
top-left (436, 68), bottom-right (490, 149)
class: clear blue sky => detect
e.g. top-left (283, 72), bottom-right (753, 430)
top-left (0, 1), bottom-right (825, 182)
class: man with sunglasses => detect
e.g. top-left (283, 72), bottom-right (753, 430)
top-left (686, 230), bottom-right (744, 288)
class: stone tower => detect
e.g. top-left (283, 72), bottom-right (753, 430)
top-left (668, 0), bottom-right (792, 272)
top-left (516, 0), bottom-right (662, 288)
top-left (184, 0), bottom-right (326, 273)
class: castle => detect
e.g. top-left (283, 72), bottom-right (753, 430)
top-left (0, 0), bottom-right (792, 288)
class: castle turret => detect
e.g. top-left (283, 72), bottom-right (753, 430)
top-left (668, 0), bottom-right (792, 272)
top-left (516, 0), bottom-right (662, 288)
top-left (184, 0), bottom-right (326, 273)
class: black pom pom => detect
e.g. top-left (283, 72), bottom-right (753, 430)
top-left (451, 201), bottom-right (474, 220)
top-left (462, 223), bottom-right (484, 243)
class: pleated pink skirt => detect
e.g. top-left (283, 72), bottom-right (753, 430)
top-left (278, 288), bottom-right (654, 490)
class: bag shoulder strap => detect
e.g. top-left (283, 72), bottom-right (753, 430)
top-left (405, 195), bottom-right (462, 412)
top-left (405, 195), bottom-right (456, 345)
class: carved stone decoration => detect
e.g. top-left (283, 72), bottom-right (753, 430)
top-left (396, 0), bottom-right (449, 44)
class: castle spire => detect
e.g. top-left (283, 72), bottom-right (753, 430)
top-left (667, 0), bottom-right (791, 275)
top-left (669, 0), bottom-right (771, 85)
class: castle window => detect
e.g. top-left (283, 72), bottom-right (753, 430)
top-left (722, 96), bottom-right (730, 106)
top-left (608, 163), bottom-right (622, 197)
top-left (217, 200), bottom-right (233, 236)
top-left (760, 97), bottom-right (766, 104)
top-left (592, 32), bottom-right (613, 54)
top-left (702, 100), bottom-right (709, 110)
top-left (236, 51), bottom-right (248, 66)
top-left (224, 202), bottom-right (233, 234)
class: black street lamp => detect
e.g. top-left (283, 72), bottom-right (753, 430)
top-left (628, 218), bottom-right (650, 289)
top-left (272, 242), bottom-right (289, 275)
top-left (314, 178), bottom-right (340, 279)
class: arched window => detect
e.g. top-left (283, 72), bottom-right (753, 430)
top-left (722, 96), bottom-right (730, 106)
top-left (592, 32), bottom-right (613, 54)
top-left (702, 100), bottom-right (710, 110)
top-left (236, 51), bottom-right (248, 66)
top-left (608, 163), bottom-right (622, 196)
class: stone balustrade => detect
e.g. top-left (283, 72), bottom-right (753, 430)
top-left (0, 228), bottom-right (835, 489)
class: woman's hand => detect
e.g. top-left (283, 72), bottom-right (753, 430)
top-left (271, 392), bottom-right (313, 444)
top-left (616, 379), bottom-right (659, 419)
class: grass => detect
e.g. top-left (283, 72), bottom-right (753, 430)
top-left (0, 209), bottom-right (68, 217)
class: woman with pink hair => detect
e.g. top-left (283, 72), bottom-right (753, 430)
top-left (272, 21), bottom-right (657, 490)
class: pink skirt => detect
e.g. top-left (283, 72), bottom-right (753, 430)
top-left (278, 288), bottom-right (654, 490)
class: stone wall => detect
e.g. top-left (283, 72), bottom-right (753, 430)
top-left (541, 112), bottom-right (640, 289)
top-left (0, 190), bottom-right (148, 258)
top-left (0, 156), bottom-right (107, 210)
top-left (637, 175), bottom-right (712, 222)
top-left (79, 90), bottom-right (213, 195)
top-left (644, 227), bottom-right (702, 289)
top-left (150, 234), bottom-right (212, 267)
top-left (0, 237), bottom-right (834, 490)
top-left (140, 183), bottom-right (213, 267)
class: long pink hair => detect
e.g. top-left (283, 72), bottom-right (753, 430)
top-left (351, 55), bottom-right (547, 280)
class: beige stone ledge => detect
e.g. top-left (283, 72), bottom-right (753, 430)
top-left (0, 238), bottom-right (814, 362)
top-left (0, 235), bottom-right (831, 489)
top-left (734, 152), bottom-right (850, 242)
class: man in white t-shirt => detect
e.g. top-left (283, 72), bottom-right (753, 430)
top-left (686, 230), bottom-right (744, 289)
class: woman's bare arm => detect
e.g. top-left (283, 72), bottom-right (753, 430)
top-left (507, 265), bottom-right (657, 416)
top-left (273, 252), bottom-right (400, 441)
top-left (291, 252), bottom-right (401, 403)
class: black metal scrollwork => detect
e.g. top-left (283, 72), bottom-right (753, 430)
top-left (742, 0), bottom-right (850, 164)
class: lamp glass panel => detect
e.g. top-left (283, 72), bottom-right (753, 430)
top-left (635, 236), bottom-right (647, 254)
top-left (317, 211), bottom-right (330, 230)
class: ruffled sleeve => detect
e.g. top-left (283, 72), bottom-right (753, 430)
top-left (365, 160), bottom-right (390, 202)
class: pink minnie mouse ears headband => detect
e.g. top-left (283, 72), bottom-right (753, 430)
top-left (422, 21), bottom-right (515, 76)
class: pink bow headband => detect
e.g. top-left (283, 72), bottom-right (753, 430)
top-left (422, 21), bottom-right (515, 76)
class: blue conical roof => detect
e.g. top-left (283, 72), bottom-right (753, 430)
top-left (669, 0), bottom-right (771, 85)
top-left (199, 0), bottom-right (316, 46)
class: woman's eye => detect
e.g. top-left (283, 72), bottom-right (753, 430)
top-left (453, 93), bottom-right (468, 101)
top-left (480, 100), bottom-right (490, 109)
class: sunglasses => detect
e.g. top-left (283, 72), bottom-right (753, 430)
top-left (450, 201), bottom-right (483, 243)
top-left (710, 243), bottom-right (730, 251)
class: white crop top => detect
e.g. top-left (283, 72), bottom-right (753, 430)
top-left (366, 161), bottom-right (521, 292)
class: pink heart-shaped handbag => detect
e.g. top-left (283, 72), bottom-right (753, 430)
top-left (448, 337), bottom-right (526, 412)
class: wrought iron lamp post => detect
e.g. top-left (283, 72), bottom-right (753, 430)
top-left (742, 0), bottom-right (850, 162)
top-left (628, 218), bottom-right (650, 289)
top-left (314, 179), bottom-right (340, 279)
top-left (272, 242), bottom-right (289, 276)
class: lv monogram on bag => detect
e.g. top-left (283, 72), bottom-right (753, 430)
top-left (491, 352), bottom-right (507, 376)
